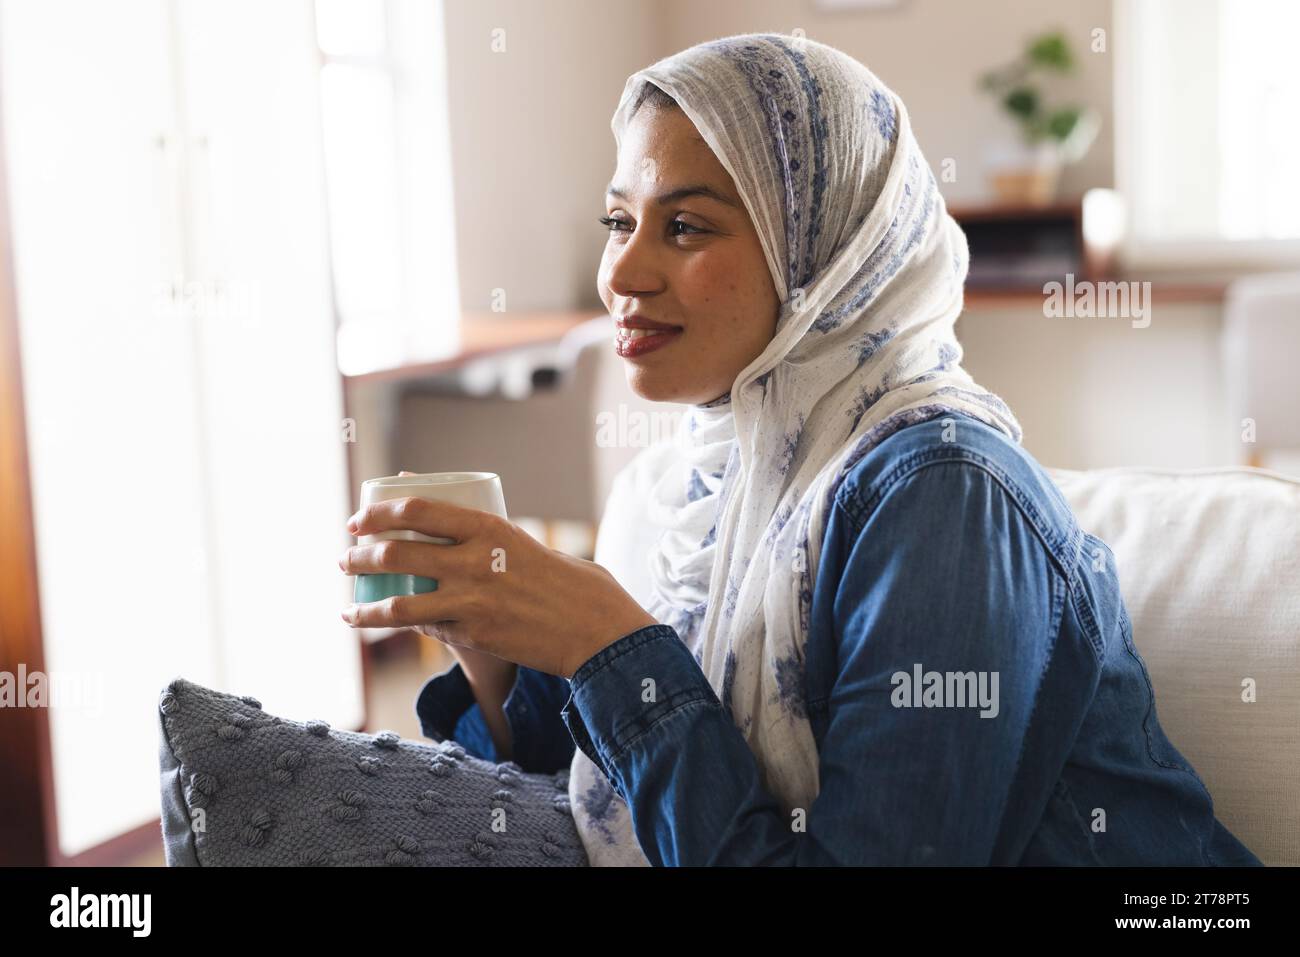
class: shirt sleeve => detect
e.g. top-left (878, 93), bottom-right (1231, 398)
top-left (415, 658), bottom-right (576, 774)
top-left (560, 459), bottom-right (1069, 865)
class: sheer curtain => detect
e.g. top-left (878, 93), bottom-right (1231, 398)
top-left (1116, 0), bottom-right (1300, 262)
top-left (0, 0), bottom-right (362, 858)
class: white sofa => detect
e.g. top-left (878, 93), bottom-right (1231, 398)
top-left (1047, 465), bottom-right (1300, 866)
top-left (400, 319), bottom-right (1298, 864)
top-left (596, 453), bottom-right (1298, 865)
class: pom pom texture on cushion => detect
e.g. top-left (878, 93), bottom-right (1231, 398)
top-left (157, 677), bottom-right (588, 866)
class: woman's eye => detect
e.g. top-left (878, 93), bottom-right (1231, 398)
top-left (668, 219), bottom-right (705, 237)
top-left (597, 216), bottom-right (706, 238)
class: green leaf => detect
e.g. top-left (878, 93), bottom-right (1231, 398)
top-left (1003, 87), bottom-right (1039, 119)
top-left (1046, 107), bottom-right (1080, 140)
top-left (1027, 32), bottom-right (1072, 71)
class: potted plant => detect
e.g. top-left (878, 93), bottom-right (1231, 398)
top-left (979, 31), bottom-right (1100, 205)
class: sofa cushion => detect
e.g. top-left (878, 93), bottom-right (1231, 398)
top-left (157, 677), bottom-right (587, 866)
top-left (1047, 465), bottom-right (1300, 866)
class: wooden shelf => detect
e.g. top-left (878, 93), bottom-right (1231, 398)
top-left (949, 198), bottom-right (1229, 308)
top-left (948, 197), bottom-right (1084, 222)
top-left (342, 310), bottom-right (603, 387)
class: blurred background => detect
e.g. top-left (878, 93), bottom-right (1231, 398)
top-left (2, 0), bottom-right (1297, 865)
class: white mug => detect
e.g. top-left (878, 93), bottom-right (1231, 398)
top-left (352, 471), bottom-right (507, 603)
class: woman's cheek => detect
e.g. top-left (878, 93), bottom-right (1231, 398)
top-left (679, 255), bottom-right (735, 309)
top-left (595, 255), bottom-right (613, 303)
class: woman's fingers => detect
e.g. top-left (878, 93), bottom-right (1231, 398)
top-left (343, 587), bottom-right (460, 630)
top-left (348, 495), bottom-right (488, 542)
top-left (341, 472), bottom-right (490, 633)
top-left (339, 537), bottom-right (457, 578)
top-left (417, 620), bottom-right (474, 649)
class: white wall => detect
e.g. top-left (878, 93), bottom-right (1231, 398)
top-left (441, 0), bottom-right (662, 313)
top-left (413, 0), bottom-right (1244, 482)
top-left (958, 301), bottom-right (1238, 470)
top-left (440, 0), bottom-right (1115, 312)
top-left (658, 0), bottom-right (1115, 205)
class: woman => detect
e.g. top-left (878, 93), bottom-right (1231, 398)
top-left (342, 34), bottom-right (1261, 867)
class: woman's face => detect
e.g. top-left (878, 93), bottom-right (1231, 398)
top-left (597, 103), bottom-right (781, 406)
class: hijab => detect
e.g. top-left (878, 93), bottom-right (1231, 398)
top-left (569, 32), bottom-right (1023, 865)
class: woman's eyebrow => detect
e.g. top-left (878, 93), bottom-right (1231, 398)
top-left (606, 182), bottom-right (739, 209)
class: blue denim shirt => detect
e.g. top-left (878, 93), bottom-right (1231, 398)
top-left (415, 413), bottom-right (1263, 866)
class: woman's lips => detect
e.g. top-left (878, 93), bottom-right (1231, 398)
top-left (615, 326), bottom-right (684, 358)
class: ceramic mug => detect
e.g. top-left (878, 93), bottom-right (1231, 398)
top-left (351, 471), bottom-right (507, 604)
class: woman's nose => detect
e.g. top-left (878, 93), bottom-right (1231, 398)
top-left (603, 228), bottom-right (665, 300)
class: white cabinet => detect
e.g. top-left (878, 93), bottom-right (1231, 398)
top-left (1, 0), bottom-right (363, 858)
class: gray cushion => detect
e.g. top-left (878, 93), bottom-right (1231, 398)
top-left (157, 677), bottom-right (588, 866)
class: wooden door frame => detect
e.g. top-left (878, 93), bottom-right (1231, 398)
top-left (0, 59), bottom-right (169, 868)
top-left (0, 67), bottom-right (60, 866)
top-left (0, 39), bottom-right (375, 864)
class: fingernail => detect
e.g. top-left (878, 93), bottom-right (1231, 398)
top-left (347, 516), bottom-right (358, 533)
top-left (341, 605), bottom-right (356, 623)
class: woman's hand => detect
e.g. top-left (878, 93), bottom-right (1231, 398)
top-left (338, 497), bottom-right (657, 679)
top-left (384, 475), bottom-right (518, 700)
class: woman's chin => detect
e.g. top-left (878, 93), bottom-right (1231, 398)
top-left (626, 370), bottom-right (705, 405)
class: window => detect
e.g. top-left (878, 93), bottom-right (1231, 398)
top-left (1115, 0), bottom-right (1300, 265)
top-left (313, 0), bottom-right (461, 374)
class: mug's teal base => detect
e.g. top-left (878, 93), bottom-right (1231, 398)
top-left (353, 573), bottom-right (438, 604)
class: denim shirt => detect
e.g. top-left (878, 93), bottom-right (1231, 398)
top-left (415, 413), bottom-right (1263, 866)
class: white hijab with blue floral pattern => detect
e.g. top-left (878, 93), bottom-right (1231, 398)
top-left (570, 33), bottom-right (1023, 866)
